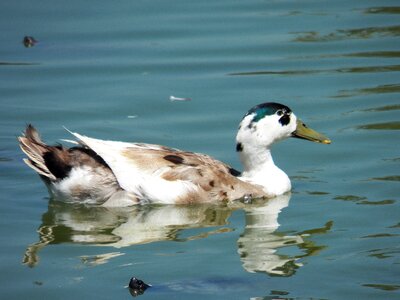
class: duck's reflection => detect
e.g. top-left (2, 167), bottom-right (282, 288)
top-left (24, 194), bottom-right (328, 277)
top-left (237, 195), bottom-right (304, 276)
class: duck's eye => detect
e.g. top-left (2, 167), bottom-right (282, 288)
top-left (279, 114), bottom-right (291, 126)
top-left (277, 110), bottom-right (283, 116)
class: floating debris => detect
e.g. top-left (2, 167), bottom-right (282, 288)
top-left (127, 115), bottom-right (138, 119)
top-left (23, 36), bottom-right (37, 48)
top-left (128, 277), bottom-right (151, 297)
top-left (170, 95), bottom-right (191, 102)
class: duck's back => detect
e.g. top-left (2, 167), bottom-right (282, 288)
top-left (69, 132), bottom-right (267, 204)
top-left (19, 125), bottom-right (268, 205)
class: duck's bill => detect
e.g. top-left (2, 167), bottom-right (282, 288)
top-left (292, 119), bottom-right (331, 144)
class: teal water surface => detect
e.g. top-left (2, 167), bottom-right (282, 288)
top-left (0, 0), bottom-right (399, 299)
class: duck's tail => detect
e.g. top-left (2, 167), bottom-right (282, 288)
top-left (18, 125), bottom-right (59, 181)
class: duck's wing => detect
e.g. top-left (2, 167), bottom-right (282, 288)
top-left (68, 131), bottom-right (264, 204)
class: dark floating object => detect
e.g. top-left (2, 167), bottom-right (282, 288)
top-left (23, 36), bottom-right (37, 48)
top-left (128, 277), bottom-right (151, 297)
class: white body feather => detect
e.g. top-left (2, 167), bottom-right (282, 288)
top-left (69, 132), bottom-right (203, 204)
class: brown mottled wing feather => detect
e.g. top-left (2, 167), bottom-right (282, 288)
top-left (122, 146), bottom-right (266, 202)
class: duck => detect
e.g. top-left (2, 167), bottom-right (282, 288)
top-left (18, 102), bottom-right (330, 206)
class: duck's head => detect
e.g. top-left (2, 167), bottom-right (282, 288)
top-left (236, 102), bottom-right (331, 151)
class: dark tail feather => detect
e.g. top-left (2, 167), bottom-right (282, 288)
top-left (25, 124), bottom-right (43, 144)
top-left (18, 125), bottom-right (57, 181)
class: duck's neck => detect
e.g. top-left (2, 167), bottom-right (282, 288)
top-left (238, 144), bottom-right (291, 196)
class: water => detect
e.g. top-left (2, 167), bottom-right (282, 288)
top-left (0, 0), bottom-right (399, 299)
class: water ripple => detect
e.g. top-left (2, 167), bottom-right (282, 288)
top-left (0, 61), bottom-right (39, 66)
top-left (334, 195), bottom-right (396, 206)
top-left (364, 7), bottom-right (400, 14)
top-left (293, 25), bottom-right (400, 42)
top-left (333, 83), bottom-right (400, 98)
top-left (356, 122), bottom-right (400, 130)
top-left (362, 283), bottom-right (400, 291)
top-left (229, 64), bottom-right (400, 76)
top-left (369, 175), bottom-right (400, 181)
